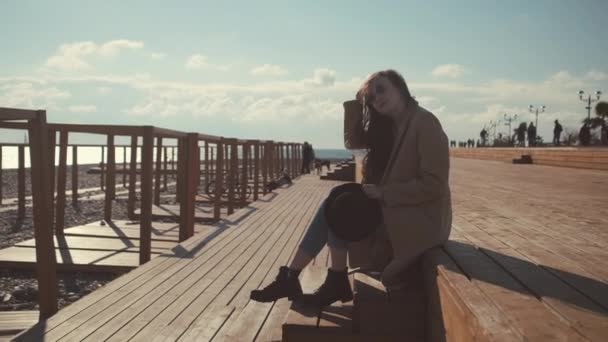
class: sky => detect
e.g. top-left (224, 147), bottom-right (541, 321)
top-left (1, 0), bottom-right (607, 148)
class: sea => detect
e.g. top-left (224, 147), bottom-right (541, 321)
top-left (0, 146), bottom-right (355, 169)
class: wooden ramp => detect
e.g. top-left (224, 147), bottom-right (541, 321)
top-left (0, 221), bottom-right (218, 272)
top-left (15, 175), bottom-right (341, 341)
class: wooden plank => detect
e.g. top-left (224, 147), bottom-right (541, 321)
top-left (424, 247), bottom-right (524, 341)
top-left (15, 235), bottom-right (177, 252)
top-left (123, 185), bottom-right (319, 342)
top-left (0, 311), bottom-right (38, 335)
top-left (444, 239), bottom-right (587, 341)
top-left (79, 185), bottom-right (308, 342)
top-left (464, 217), bottom-right (608, 312)
top-left (175, 305), bottom-right (235, 341)
top-left (213, 191), bottom-right (323, 341)
top-left (38, 183), bottom-right (304, 337)
top-left (453, 225), bottom-right (608, 341)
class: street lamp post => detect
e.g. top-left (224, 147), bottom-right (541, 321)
top-left (503, 113), bottom-right (517, 145)
top-left (578, 90), bottom-right (602, 121)
top-left (528, 105), bottom-right (545, 131)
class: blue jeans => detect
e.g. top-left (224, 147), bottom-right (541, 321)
top-left (298, 199), bottom-right (348, 256)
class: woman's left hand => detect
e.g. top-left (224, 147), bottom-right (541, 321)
top-left (362, 184), bottom-right (383, 200)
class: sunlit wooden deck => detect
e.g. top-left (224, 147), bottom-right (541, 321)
top-left (14, 158), bottom-right (608, 341)
top-left (15, 175), bottom-right (341, 341)
top-left (0, 221), bottom-right (217, 272)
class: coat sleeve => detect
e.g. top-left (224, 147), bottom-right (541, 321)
top-left (381, 114), bottom-right (449, 206)
top-left (343, 100), bottom-right (367, 150)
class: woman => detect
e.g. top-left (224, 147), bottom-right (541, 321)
top-left (250, 69), bottom-right (452, 306)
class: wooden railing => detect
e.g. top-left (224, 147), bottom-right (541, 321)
top-left (0, 106), bottom-right (303, 319)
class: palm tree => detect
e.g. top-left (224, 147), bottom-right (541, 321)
top-left (591, 101), bottom-right (608, 145)
top-left (584, 101), bottom-right (608, 128)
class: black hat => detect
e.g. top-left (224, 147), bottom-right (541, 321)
top-left (324, 183), bottom-right (383, 242)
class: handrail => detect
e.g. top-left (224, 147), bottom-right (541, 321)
top-left (49, 123), bottom-right (144, 136)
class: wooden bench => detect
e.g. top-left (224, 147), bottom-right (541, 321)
top-left (282, 254), bottom-right (426, 341)
top-left (424, 224), bottom-right (608, 341)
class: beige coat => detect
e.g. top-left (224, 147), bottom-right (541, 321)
top-left (343, 98), bottom-right (452, 288)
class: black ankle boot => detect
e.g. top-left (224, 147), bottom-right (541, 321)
top-left (301, 268), bottom-right (353, 307)
top-left (250, 266), bottom-right (303, 302)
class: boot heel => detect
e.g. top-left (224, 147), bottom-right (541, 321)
top-left (340, 294), bottom-right (354, 302)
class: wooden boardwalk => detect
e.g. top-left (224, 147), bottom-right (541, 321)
top-left (14, 159), bottom-right (608, 341)
top-left (433, 158), bottom-right (608, 341)
top-left (15, 175), bottom-right (340, 341)
top-left (0, 221), bottom-right (217, 272)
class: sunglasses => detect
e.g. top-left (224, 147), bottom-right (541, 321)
top-left (365, 83), bottom-right (386, 103)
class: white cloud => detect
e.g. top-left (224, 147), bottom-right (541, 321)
top-left (585, 70), bottom-right (608, 81)
top-left (45, 40), bottom-right (144, 71)
top-left (185, 54), bottom-right (230, 71)
top-left (97, 86), bottom-right (112, 94)
top-left (68, 105), bottom-right (97, 113)
top-left (98, 40), bottom-right (143, 57)
top-left (0, 81), bottom-right (71, 109)
top-left (304, 68), bottom-right (336, 87)
top-left (431, 64), bottom-right (466, 78)
top-left (251, 64), bottom-right (288, 76)
top-left (149, 52), bottom-right (166, 60)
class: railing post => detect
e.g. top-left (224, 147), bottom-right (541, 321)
top-left (241, 141), bottom-right (249, 203)
top-left (72, 145), bottom-right (78, 205)
top-left (128, 136), bottom-right (137, 220)
top-left (55, 131), bottom-right (68, 234)
top-left (0, 145), bottom-right (2, 205)
top-left (204, 140), bottom-right (209, 188)
top-left (163, 146), bottom-right (168, 191)
top-left (262, 142), bottom-right (268, 194)
top-left (48, 131), bottom-right (56, 232)
top-left (227, 140), bottom-right (237, 215)
top-left (122, 146), bottom-right (127, 188)
top-left (104, 134), bottom-right (116, 222)
top-left (139, 127), bottom-right (154, 264)
top-left (17, 145), bottom-right (25, 220)
top-left (213, 140), bottom-right (224, 220)
top-left (180, 134), bottom-right (198, 241)
top-left (28, 110), bottom-right (58, 319)
top-left (253, 141), bottom-right (260, 201)
top-left (176, 138), bottom-right (186, 203)
top-left (154, 137), bottom-right (162, 206)
top-left (100, 145), bottom-right (105, 191)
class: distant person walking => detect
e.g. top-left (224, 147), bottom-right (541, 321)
top-left (479, 128), bottom-right (488, 147)
top-left (516, 122), bottom-right (527, 147)
top-left (301, 142), bottom-right (314, 174)
top-left (553, 120), bottom-right (563, 146)
top-left (579, 123), bottom-right (591, 146)
top-left (527, 122), bottom-right (537, 147)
